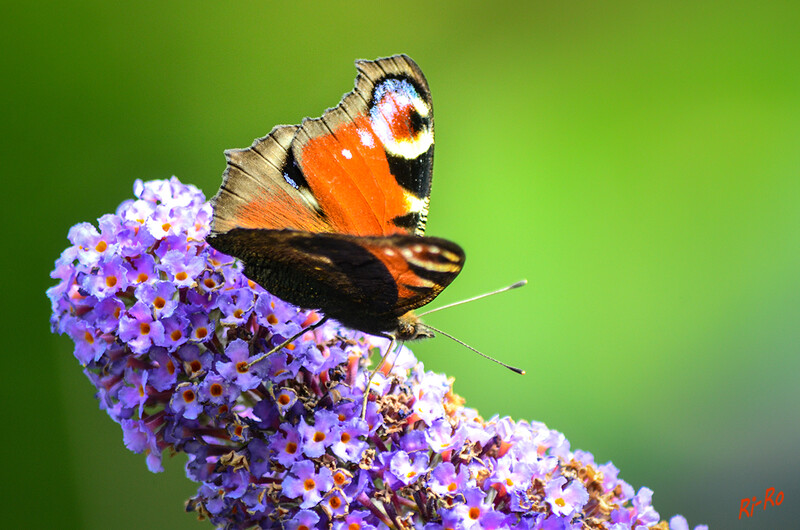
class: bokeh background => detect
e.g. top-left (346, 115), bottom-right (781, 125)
top-left (5, 2), bottom-right (798, 528)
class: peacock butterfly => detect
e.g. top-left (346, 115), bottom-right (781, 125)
top-left (207, 55), bottom-right (464, 344)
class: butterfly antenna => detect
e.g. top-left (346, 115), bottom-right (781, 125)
top-left (247, 316), bottom-right (330, 369)
top-left (419, 323), bottom-right (526, 375)
top-left (418, 279), bottom-right (527, 317)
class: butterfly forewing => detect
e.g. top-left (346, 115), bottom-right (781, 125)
top-left (291, 54), bottom-right (434, 237)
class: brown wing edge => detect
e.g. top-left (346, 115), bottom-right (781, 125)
top-left (209, 122), bottom-right (333, 236)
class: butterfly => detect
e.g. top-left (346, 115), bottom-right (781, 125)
top-left (207, 54), bottom-right (464, 347)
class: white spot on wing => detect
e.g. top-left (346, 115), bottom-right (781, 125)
top-left (359, 130), bottom-right (375, 148)
top-left (384, 248), bottom-right (396, 257)
top-left (401, 248), bottom-right (414, 259)
top-left (341, 148), bottom-right (352, 159)
top-left (405, 193), bottom-right (426, 214)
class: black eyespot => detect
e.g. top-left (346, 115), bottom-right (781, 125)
top-left (408, 108), bottom-right (426, 136)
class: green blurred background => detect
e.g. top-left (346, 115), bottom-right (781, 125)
top-left (4, 1), bottom-right (798, 528)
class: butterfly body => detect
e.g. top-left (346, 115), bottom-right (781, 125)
top-left (208, 55), bottom-right (464, 341)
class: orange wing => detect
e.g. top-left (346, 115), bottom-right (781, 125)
top-left (210, 55), bottom-right (435, 239)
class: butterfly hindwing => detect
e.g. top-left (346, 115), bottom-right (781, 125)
top-left (209, 229), bottom-right (464, 335)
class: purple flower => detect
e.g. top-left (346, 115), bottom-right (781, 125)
top-left (187, 312), bottom-right (214, 343)
top-left (170, 382), bottom-right (203, 419)
top-left (298, 410), bottom-right (340, 458)
top-left (118, 301), bottom-right (165, 355)
top-left (121, 419), bottom-right (163, 472)
top-left (632, 486), bottom-right (661, 526)
top-left (285, 509), bottom-right (319, 530)
top-left (450, 488), bottom-right (495, 529)
top-left (429, 461), bottom-right (471, 496)
top-left (274, 387), bottom-right (298, 415)
top-left (333, 511), bottom-right (378, 530)
top-left (176, 343), bottom-right (213, 379)
top-left (148, 347), bottom-right (179, 391)
top-left (269, 424), bottom-right (303, 467)
top-left (65, 318), bottom-right (107, 364)
top-left (135, 281), bottom-right (178, 319)
top-left (216, 338), bottom-right (261, 391)
top-left (282, 460), bottom-right (333, 509)
top-left (319, 488), bottom-right (348, 518)
top-left (389, 450), bottom-right (430, 486)
top-left (48, 178), bottom-right (701, 530)
top-left (125, 254), bottom-right (157, 286)
top-left (545, 476), bottom-right (590, 517)
top-left (330, 417), bottom-right (368, 463)
top-left (93, 296), bottom-right (125, 334)
top-left (159, 249), bottom-right (206, 287)
top-left (669, 515), bottom-right (709, 530)
top-left (68, 218), bottom-right (117, 267)
top-left (199, 372), bottom-right (232, 406)
top-left (155, 312), bottom-right (190, 351)
top-left (218, 288), bottom-right (255, 326)
top-left (82, 255), bottom-right (129, 299)
top-left (119, 369), bottom-right (149, 417)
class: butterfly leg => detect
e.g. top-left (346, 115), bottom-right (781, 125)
top-left (360, 334), bottom-right (397, 419)
top-left (247, 315), bottom-right (330, 369)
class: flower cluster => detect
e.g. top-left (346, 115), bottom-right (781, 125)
top-left (48, 178), bottom-right (705, 529)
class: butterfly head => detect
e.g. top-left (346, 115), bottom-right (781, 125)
top-left (394, 311), bottom-right (434, 342)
